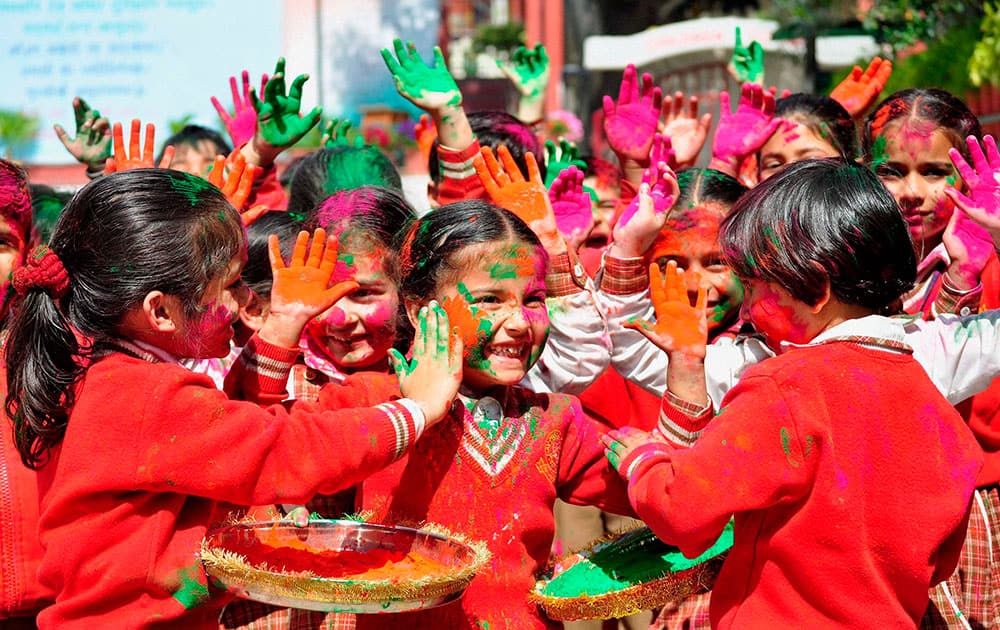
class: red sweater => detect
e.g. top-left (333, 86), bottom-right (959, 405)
top-left (34, 340), bottom-right (421, 629)
top-left (306, 375), bottom-right (634, 629)
top-left (622, 342), bottom-right (982, 629)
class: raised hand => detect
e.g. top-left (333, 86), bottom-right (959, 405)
top-left (262, 228), bottom-right (360, 348)
top-left (53, 97), bottom-right (111, 172)
top-left (829, 57), bottom-right (892, 119)
top-left (211, 70), bottom-right (268, 148)
top-left (729, 27), bottom-right (765, 85)
top-left (322, 117), bottom-right (365, 149)
top-left (498, 43), bottom-right (550, 122)
top-left (474, 145), bottom-right (564, 253)
top-left (659, 91), bottom-right (712, 169)
top-left (944, 135), bottom-right (1000, 268)
top-left (381, 38), bottom-right (462, 111)
top-left (612, 138), bottom-right (680, 258)
top-left (626, 261), bottom-right (708, 359)
top-left (389, 300), bottom-right (463, 427)
top-left (710, 83), bottom-right (782, 177)
top-left (603, 64), bottom-right (662, 164)
top-left (104, 119), bottom-right (174, 174)
top-left (206, 152), bottom-right (262, 220)
top-left (548, 165), bottom-right (593, 250)
top-left (414, 113), bottom-right (437, 160)
top-left (543, 139), bottom-right (587, 187)
top-left (249, 58), bottom-right (323, 154)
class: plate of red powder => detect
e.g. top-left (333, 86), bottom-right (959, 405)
top-left (201, 519), bottom-right (490, 613)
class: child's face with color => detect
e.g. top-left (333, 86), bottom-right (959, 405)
top-left (758, 119), bottom-right (842, 181)
top-left (873, 121), bottom-right (957, 253)
top-left (650, 204), bottom-right (743, 334)
top-left (306, 236), bottom-right (398, 371)
top-left (739, 278), bottom-right (818, 348)
top-left (178, 254), bottom-right (249, 358)
top-left (0, 214), bottom-right (27, 290)
top-left (437, 240), bottom-right (549, 396)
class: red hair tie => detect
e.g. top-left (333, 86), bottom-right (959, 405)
top-left (12, 247), bottom-right (70, 299)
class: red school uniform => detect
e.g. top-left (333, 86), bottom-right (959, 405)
top-left (622, 340), bottom-right (982, 629)
top-left (33, 337), bottom-right (422, 629)
top-left (301, 373), bottom-right (635, 629)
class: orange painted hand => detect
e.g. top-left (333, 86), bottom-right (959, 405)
top-left (415, 113), bottom-right (437, 161)
top-left (207, 153), bottom-right (257, 210)
top-left (474, 145), bottom-right (563, 251)
top-left (262, 228), bottom-right (360, 349)
top-left (388, 300), bottom-right (463, 427)
top-left (829, 57), bottom-right (892, 118)
top-left (625, 261), bottom-right (707, 358)
top-left (104, 119), bottom-right (174, 174)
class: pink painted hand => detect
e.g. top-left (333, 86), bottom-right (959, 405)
top-left (710, 83), bottom-right (783, 175)
top-left (474, 145), bottom-right (564, 253)
top-left (104, 119), bottom-right (174, 174)
top-left (613, 143), bottom-right (679, 257)
top-left (829, 57), bottom-right (892, 119)
top-left (625, 261), bottom-right (708, 359)
top-left (659, 91), bottom-right (711, 169)
top-left (548, 165), bottom-right (594, 250)
top-left (211, 70), bottom-right (269, 148)
top-left (388, 300), bottom-right (463, 428)
top-left (603, 64), bottom-right (663, 163)
top-left (944, 135), bottom-right (1000, 266)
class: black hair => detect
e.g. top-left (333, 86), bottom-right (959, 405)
top-left (772, 93), bottom-right (858, 159)
top-left (427, 111), bottom-right (546, 185)
top-left (285, 146), bottom-right (402, 222)
top-left (720, 158), bottom-right (915, 310)
top-left (157, 124), bottom-right (232, 163)
top-left (29, 184), bottom-right (72, 244)
top-left (862, 88), bottom-right (982, 163)
top-left (673, 167), bottom-right (747, 212)
top-left (308, 186), bottom-right (415, 281)
top-left (5, 169), bottom-right (245, 468)
top-left (243, 211), bottom-right (303, 300)
top-left (395, 199), bottom-right (545, 351)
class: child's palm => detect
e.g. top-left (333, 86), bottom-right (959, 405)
top-left (946, 135), bottom-right (1000, 250)
top-left (381, 39), bottom-right (461, 111)
top-left (389, 302), bottom-right (462, 427)
top-left (603, 64), bottom-right (661, 163)
top-left (626, 262), bottom-right (707, 358)
top-left (475, 146), bottom-right (561, 247)
top-left (269, 229), bottom-right (358, 319)
top-left (251, 60), bottom-right (322, 149)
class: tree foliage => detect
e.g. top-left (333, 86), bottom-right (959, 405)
top-left (0, 109), bottom-right (40, 160)
top-left (970, 2), bottom-right (1000, 87)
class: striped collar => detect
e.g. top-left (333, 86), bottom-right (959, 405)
top-left (97, 338), bottom-right (183, 365)
top-left (779, 315), bottom-right (913, 354)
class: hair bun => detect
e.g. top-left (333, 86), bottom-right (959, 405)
top-left (12, 246), bottom-right (70, 299)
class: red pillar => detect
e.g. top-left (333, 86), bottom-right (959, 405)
top-left (523, 0), bottom-right (563, 114)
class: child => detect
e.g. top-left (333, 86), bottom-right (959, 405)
top-left (254, 200), bottom-right (635, 628)
top-left (3, 169), bottom-right (461, 629)
top-left (606, 158), bottom-right (982, 628)
top-left (757, 93), bottom-right (857, 182)
top-left (284, 147), bottom-right (403, 222)
top-left (865, 92), bottom-right (1000, 626)
top-left (0, 159), bottom-right (51, 625)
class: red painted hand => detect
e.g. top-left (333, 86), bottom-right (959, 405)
top-left (829, 57), bottom-right (891, 118)
top-left (104, 119), bottom-right (174, 174)
top-left (625, 261), bottom-right (708, 358)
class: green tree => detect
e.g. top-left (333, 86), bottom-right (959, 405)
top-left (0, 109), bottom-right (40, 160)
top-left (970, 2), bottom-right (1000, 87)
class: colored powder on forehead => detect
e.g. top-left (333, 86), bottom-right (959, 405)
top-left (488, 243), bottom-right (536, 280)
top-left (542, 523), bottom-right (734, 598)
top-left (870, 136), bottom-right (889, 170)
top-left (169, 172), bottom-right (215, 207)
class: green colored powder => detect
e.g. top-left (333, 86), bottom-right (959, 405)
top-left (542, 522), bottom-right (734, 598)
top-left (168, 172), bottom-right (213, 207)
top-left (171, 564), bottom-right (210, 609)
top-left (870, 136), bottom-right (889, 170)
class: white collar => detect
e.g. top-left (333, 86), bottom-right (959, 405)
top-left (778, 314), bottom-right (909, 353)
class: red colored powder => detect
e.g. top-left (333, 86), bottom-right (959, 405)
top-left (222, 526), bottom-right (453, 581)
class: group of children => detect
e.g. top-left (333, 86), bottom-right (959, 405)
top-left (1, 28), bottom-right (999, 630)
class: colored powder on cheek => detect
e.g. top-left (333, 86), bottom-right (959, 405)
top-left (322, 307), bottom-right (348, 327)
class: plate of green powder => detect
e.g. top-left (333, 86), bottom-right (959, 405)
top-left (531, 522), bottom-right (733, 620)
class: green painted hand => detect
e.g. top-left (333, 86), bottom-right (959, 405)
top-left (543, 139), bottom-right (586, 187)
top-left (249, 58), bottom-right (323, 150)
top-left (730, 27), bottom-right (764, 85)
top-left (322, 117), bottom-right (365, 149)
top-left (53, 97), bottom-right (111, 169)
top-left (380, 39), bottom-right (461, 111)
top-left (497, 43), bottom-right (550, 101)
